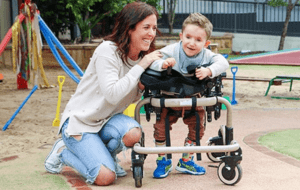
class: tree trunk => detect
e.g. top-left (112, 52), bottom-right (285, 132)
top-left (169, 24), bottom-right (173, 34)
top-left (167, 0), bottom-right (177, 33)
top-left (278, 0), bottom-right (297, 50)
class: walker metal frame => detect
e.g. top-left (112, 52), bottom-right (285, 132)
top-left (131, 96), bottom-right (243, 187)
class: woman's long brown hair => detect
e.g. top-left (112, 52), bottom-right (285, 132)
top-left (104, 1), bottom-right (159, 66)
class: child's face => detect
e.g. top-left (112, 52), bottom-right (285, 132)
top-left (179, 24), bottom-right (210, 57)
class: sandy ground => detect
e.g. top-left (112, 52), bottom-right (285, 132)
top-left (0, 64), bottom-right (300, 160)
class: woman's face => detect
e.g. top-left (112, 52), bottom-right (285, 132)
top-left (129, 14), bottom-right (157, 59)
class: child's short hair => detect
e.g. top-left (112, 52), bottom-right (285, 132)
top-left (182, 13), bottom-right (213, 40)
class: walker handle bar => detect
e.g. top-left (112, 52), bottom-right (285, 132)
top-left (134, 97), bottom-right (232, 128)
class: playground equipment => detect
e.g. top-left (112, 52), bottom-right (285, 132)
top-left (52, 76), bottom-right (65, 127)
top-left (229, 48), bottom-right (300, 66)
top-left (0, 0), bottom-right (84, 88)
top-left (1, 1), bottom-right (85, 132)
top-left (0, 2), bottom-right (51, 89)
top-left (130, 68), bottom-right (243, 187)
top-left (123, 104), bottom-right (136, 117)
top-left (0, 1), bottom-right (87, 133)
top-left (0, 14), bottom-right (25, 57)
top-left (230, 66), bottom-right (238, 105)
top-left (2, 85), bottom-right (38, 131)
top-left (264, 75), bottom-right (300, 100)
top-left (39, 16), bottom-right (84, 84)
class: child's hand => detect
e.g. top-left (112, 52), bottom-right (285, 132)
top-left (162, 58), bottom-right (176, 69)
top-left (195, 68), bottom-right (212, 80)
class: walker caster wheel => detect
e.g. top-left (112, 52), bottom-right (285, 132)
top-left (133, 166), bottom-right (143, 187)
top-left (206, 141), bottom-right (225, 162)
top-left (217, 162), bottom-right (242, 185)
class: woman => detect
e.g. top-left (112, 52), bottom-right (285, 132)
top-left (44, 2), bottom-right (162, 186)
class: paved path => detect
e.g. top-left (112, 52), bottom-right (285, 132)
top-left (1, 109), bottom-right (300, 190)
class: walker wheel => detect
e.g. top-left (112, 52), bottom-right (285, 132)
top-left (133, 166), bottom-right (143, 187)
top-left (217, 162), bottom-right (242, 185)
top-left (206, 142), bottom-right (225, 162)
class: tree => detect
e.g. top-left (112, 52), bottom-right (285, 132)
top-left (94, 0), bottom-right (162, 37)
top-left (166, 0), bottom-right (177, 33)
top-left (66, 0), bottom-right (136, 43)
top-left (139, 0), bottom-right (162, 11)
top-left (268, 0), bottom-right (300, 50)
top-left (35, 0), bottom-right (73, 37)
top-left (37, 0), bottom-right (162, 42)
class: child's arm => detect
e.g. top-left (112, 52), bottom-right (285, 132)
top-left (150, 43), bottom-right (178, 71)
top-left (162, 58), bottom-right (176, 69)
top-left (196, 51), bottom-right (229, 80)
top-left (195, 67), bottom-right (212, 80)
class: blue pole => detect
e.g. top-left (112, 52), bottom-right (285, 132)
top-left (231, 66), bottom-right (238, 105)
top-left (2, 85), bottom-right (38, 131)
top-left (38, 15), bottom-right (84, 77)
top-left (39, 23), bottom-right (80, 84)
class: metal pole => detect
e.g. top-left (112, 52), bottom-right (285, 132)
top-left (234, 2), bottom-right (237, 33)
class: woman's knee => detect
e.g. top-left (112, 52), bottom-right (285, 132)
top-left (123, 127), bottom-right (142, 147)
top-left (94, 165), bottom-right (116, 186)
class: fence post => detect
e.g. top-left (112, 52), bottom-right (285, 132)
top-left (235, 2), bottom-right (237, 33)
top-left (263, 3), bottom-right (265, 22)
top-left (211, 0), bottom-right (214, 25)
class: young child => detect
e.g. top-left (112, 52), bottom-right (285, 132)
top-left (149, 13), bottom-right (229, 178)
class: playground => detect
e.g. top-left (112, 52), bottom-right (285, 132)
top-left (1, 63), bottom-right (300, 189)
top-left (0, 2), bottom-right (300, 189)
top-left (0, 62), bottom-right (299, 156)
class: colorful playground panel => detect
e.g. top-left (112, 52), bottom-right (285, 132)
top-left (229, 49), bottom-right (300, 66)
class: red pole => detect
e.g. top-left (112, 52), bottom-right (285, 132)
top-left (0, 14), bottom-right (25, 56)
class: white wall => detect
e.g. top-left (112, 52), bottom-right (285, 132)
top-left (214, 31), bottom-right (300, 52)
top-left (0, 0), bottom-right (12, 41)
top-left (159, 28), bottom-right (300, 52)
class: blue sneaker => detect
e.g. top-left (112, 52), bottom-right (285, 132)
top-left (175, 157), bottom-right (206, 175)
top-left (153, 157), bottom-right (173, 178)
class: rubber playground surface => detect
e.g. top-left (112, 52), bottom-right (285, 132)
top-left (229, 49), bottom-right (300, 66)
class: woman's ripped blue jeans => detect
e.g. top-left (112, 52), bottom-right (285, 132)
top-left (59, 114), bottom-right (142, 184)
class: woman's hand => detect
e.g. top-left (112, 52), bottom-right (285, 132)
top-left (162, 58), bottom-right (176, 69)
top-left (138, 51), bottom-right (163, 70)
top-left (138, 81), bottom-right (145, 91)
top-left (195, 68), bottom-right (212, 80)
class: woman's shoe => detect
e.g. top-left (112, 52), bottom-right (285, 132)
top-left (44, 138), bottom-right (65, 174)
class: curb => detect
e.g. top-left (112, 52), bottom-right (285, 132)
top-left (61, 167), bottom-right (92, 190)
top-left (243, 129), bottom-right (300, 168)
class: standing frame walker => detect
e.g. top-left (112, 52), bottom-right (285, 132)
top-left (130, 68), bottom-right (243, 187)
